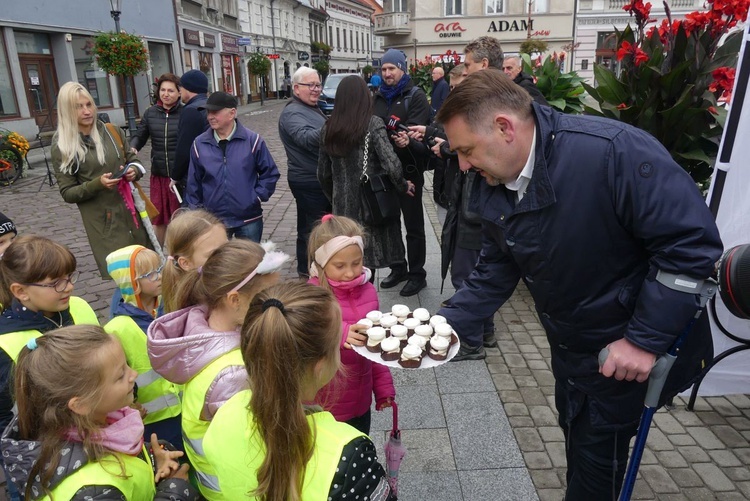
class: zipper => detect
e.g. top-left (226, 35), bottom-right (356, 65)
top-left (164, 111), bottom-right (170, 177)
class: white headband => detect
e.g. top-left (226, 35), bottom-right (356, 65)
top-left (309, 236), bottom-right (364, 277)
top-left (230, 241), bottom-right (290, 293)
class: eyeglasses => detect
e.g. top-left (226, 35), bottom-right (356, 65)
top-left (297, 83), bottom-right (322, 90)
top-left (137, 264), bottom-right (164, 282)
top-left (23, 271), bottom-right (80, 293)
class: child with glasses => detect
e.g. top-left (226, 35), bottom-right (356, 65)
top-left (104, 245), bottom-right (182, 451)
top-left (0, 235), bottom-right (98, 499)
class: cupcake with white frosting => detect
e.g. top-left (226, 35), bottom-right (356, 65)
top-left (428, 336), bottom-right (450, 361)
top-left (408, 334), bottom-right (428, 352)
top-left (380, 314), bottom-right (399, 331)
top-left (391, 304), bottom-right (411, 322)
top-left (429, 315), bottom-right (447, 328)
top-left (399, 343), bottom-right (423, 368)
top-left (413, 308), bottom-right (430, 324)
top-left (435, 323), bottom-right (459, 345)
top-left (414, 324), bottom-right (433, 340)
top-left (380, 336), bottom-right (401, 361)
top-left (365, 327), bottom-right (387, 352)
top-left (390, 325), bottom-right (408, 347)
top-left (403, 318), bottom-right (421, 336)
top-left (366, 310), bottom-right (382, 325)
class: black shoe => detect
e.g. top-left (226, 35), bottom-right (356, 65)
top-left (451, 343), bottom-right (486, 362)
top-left (380, 271), bottom-right (408, 289)
top-left (400, 279), bottom-right (427, 297)
top-left (483, 331), bottom-right (498, 348)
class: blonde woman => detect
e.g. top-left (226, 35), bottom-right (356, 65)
top-left (51, 82), bottom-right (153, 279)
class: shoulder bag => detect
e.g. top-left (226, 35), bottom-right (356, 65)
top-left (359, 131), bottom-right (400, 226)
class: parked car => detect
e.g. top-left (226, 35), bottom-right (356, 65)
top-left (317, 74), bottom-right (361, 114)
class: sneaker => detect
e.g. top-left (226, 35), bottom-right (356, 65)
top-left (400, 278), bottom-right (427, 297)
top-left (483, 331), bottom-right (498, 348)
top-left (451, 343), bottom-right (486, 362)
top-left (380, 271), bottom-right (408, 289)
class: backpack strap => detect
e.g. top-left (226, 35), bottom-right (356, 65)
top-left (105, 122), bottom-right (126, 157)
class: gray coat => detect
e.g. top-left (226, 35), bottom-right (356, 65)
top-left (318, 115), bottom-right (408, 269)
top-left (279, 97), bottom-right (327, 185)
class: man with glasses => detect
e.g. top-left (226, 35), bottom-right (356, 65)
top-left (279, 67), bottom-right (332, 278)
top-left (187, 92), bottom-right (280, 242)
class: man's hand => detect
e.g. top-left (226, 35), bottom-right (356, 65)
top-left (392, 131), bottom-right (410, 149)
top-left (407, 125), bottom-right (426, 141)
top-left (431, 137), bottom-right (445, 158)
top-left (599, 338), bottom-right (657, 383)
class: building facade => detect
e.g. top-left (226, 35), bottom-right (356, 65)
top-left (1, 0), bottom-right (180, 138)
top-left (574, 0), bottom-right (706, 82)
top-left (375, 0), bottom-right (576, 69)
top-left (326, 0), bottom-right (376, 73)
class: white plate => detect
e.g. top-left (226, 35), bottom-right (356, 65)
top-left (352, 336), bottom-right (461, 369)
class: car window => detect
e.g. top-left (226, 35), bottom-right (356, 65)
top-left (323, 76), bottom-right (344, 91)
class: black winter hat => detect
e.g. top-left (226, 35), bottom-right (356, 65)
top-left (180, 70), bottom-right (209, 94)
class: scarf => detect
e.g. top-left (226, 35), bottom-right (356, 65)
top-left (326, 268), bottom-right (372, 290)
top-left (65, 407), bottom-right (145, 456)
top-left (379, 74), bottom-right (412, 106)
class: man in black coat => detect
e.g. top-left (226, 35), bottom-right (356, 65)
top-left (503, 55), bottom-right (547, 105)
top-left (373, 49), bottom-right (431, 297)
top-left (430, 66), bottom-right (449, 115)
top-left (172, 70), bottom-right (210, 194)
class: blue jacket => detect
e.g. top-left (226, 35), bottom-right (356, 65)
top-left (439, 103), bottom-right (722, 429)
top-left (186, 121), bottom-right (280, 228)
top-left (173, 94), bottom-right (209, 183)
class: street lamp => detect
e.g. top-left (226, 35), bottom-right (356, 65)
top-left (109, 0), bottom-right (138, 136)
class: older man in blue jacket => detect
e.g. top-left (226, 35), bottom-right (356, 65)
top-left (186, 92), bottom-right (280, 241)
top-left (436, 70), bottom-right (722, 499)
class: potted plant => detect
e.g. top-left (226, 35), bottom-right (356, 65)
top-left (521, 52), bottom-right (587, 114)
top-left (0, 128), bottom-right (30, 185)
top-left (92, 32), bottom-right (149, 77)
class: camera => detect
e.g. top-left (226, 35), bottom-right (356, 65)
top-left (716, 244), bottom-right (750, 319)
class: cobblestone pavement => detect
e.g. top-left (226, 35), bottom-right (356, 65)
top-left (3, 99), bottom-right (750, 500)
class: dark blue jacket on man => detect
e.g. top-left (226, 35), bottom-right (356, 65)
top-left (431, 77), bottom-right (450, 114)
top-left (173, 94), bottom-right (209, 184)
top-left (439, 103), bottom-right (722, 429)
top-left (186, 121), bottom-right (280, 229)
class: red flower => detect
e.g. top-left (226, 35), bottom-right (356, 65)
top-left (616, 40), bottom-right (633, 61)
top-left (709, 66), bottom-right (736, 102)
top-left (617, 103), bottom-right (628, 110)
top-left (623, 0), bottom-right (652, 24)
top-left (634, 47), bottom-right (649, 66)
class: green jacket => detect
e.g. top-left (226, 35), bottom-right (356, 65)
top-left (52, 121), bottom-right (153, 277)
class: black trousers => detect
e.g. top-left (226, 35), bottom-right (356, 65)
top-left (451, 245), bottom-right (494, 343)
top-left (345, 409), bottom-right (372, 435)
top-left (390, 170), bottom-right (426, 281)
top-left (289, 181), bottom-right (331, 276)
top-left (556, 380), bottom-right (639, 501)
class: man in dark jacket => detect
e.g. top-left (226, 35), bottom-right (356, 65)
top-left (503, 56), bottom-right (547, 104)
top-left (186, 92), bottom-right (280, 241)
top-left (436, 69), bottom-right (722, 500)
top-left (430, 66), bottom-right (449, 115)
top-left (373, 49), bottom-right (431, 297)
top-left (278, 67), bottom-right (331, 277)
top-left (172, 70), bottom-right (210, 193)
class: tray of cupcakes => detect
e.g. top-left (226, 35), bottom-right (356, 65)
top-left (351, 305), bottom-right (461, 368)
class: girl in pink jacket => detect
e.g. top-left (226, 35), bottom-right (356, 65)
top-left (308, 215), bottom-right (395, 434)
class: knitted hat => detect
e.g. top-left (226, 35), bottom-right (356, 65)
top-left (180, 70), bottom-right (209, 94)
top-left (0, 211), bottom-right (16, 237)
top-left (382, 49), bottom-right (407, 72)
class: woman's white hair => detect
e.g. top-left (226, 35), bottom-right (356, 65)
top-left (54, 82), bottom-right (105, 174)
top-left (292, 67), bottom-right (320, 85)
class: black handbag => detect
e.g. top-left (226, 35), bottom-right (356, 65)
top-left (360, 132), bottom-right (401, 226)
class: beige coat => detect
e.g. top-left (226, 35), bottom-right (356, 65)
top-left (52, 121), bottom-right (153, 278)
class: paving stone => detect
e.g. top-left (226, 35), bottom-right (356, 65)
top-left (529, 469), bottom-right (561, 489)
top-left (520, 387), bottom-right (548, 406)
top-left (713, 425), bottom-right (750, 448)
top-left (724, 466), bottom-right (750, 481)
top-left (734, 447), bottom-right (750, 465)
top-left (545, 442), bottom-right (567, 468)
top-left (508, 416), bottom-right (535, 428)
top-left (529, 406), bottom-right (557, 427)
top-left (376, 428), bottom-right (456, 472)
top-left (739, 480), bottom-right (750, 498)
top-left (537, 488), bottom-right (567, 501)
top-left (509, 367), bottom-right (531, 377)
top-left (498, 390), bottom-right (523, 403)
top-left (513, 428), bottom-right (544, 452)
top-left (487, 362), bottom-right (510, 374)
top-left (652, 412), bottom-right (686, 435)
top-left (396, 471), bottom-right (461, 501)
top-left (491, 374), bottom-right (518, 391)
top-left (669, 468), bottom-right (703, 487)
top-left (538, 426), bottom-right (565, 442)
top-left (514, 376), bottom-right (539, 387)
top-left (443, 393), bottom-right (524, 470)
top-left (726, 416), bottom-right (750, 430)
top-left (390, 366), bottom-right (437, 387)
top-left (654, 450), bottom-right (688, 468)
top-left (692, 463), bottom-right (735, 491)
top-left (504, 403), bottom-right (529, 417)
top-left (369, 385), bottom-right (445, 432)
top-left (645, 428), bottom-right (674, 451)
top-left (681, 487), bottom-right (723, 500)
top-left (726, 394), bottom-right (750, 409)
top-left (708, 449), bottom-right (743, 467)
top-left (630, 479), bottom-right (655, 499)
top-left (667, 433), bottom-right (696, 446)
top-left (686, 426), bottom-right (726, 449)
top-left (670, 408), bottom-right (705, 426)
top-left (695, 410), bottom-right (728, 426)
top-left (706, 396), bottom-right (743, 416)
top-left (523, 451), bottom-right (553, 469)
top-left (639, 464), bottom-right (680, 493)
top-left (434, 360), bottom-right (496, 394)
top-left (640, 447), bottom-right (658, 465)
top-left (458, 469), bottom-right (538, 501)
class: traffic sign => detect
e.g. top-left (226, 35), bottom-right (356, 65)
top-left (311, 54), bottom-right (320, 63)
top-left (238, 37), bottom-right (252, 46)
top-left (298, 51), bottom-right (310, 61)
top-left (268, 54), bottom-right (280, 59)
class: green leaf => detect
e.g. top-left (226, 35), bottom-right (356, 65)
top-left (547, 99), bottom-right (566, 111)
top-left (675, 149), bottom-right (712, 164)
top-left (592, 65), bottom-right (629, 105)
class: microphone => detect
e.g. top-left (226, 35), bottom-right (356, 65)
top-left (386, 115), bottom-right (410, 133)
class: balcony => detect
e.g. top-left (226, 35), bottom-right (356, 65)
top-left (607, 0), bottom-right (700, 9)
top-left (374, 12), bottom-right (411, 36)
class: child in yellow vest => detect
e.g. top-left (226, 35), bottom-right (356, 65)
top-left (147, 240), bottom-right (288, 500)
top-left (105, 245), bottom-right (182, 452)
top-left (161, 209), bottom-right (227, 313)
top-left (0, 325), bottom-right (199, 500)
top-left (203, 281), bottom-right (394, 500)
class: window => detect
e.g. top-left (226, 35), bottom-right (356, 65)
top-left (0, 34), bottom-right (18, 116)
top-left (534, 0), bottom-right (549, 12)
top-left (329, 26), bottom-right (333, 46)
top-left (343, 29), bottom-right (347, 51)
top-left (356, 31), bottom-right (360, 52)
top-left (184, 50), bottom-right (193, 70)
top-left (366, 34), bottom-right (370, 53)
top-left (445, 0), bottom-right (462, 16)
top-left (71, 36), bottom-right (112, 108)
top-left (337, 28), bottom-right (341, 50)
top-left (485, 0), bottom-right (503, 14)
top-left (148, 42), bottom-right (173, 80)
top-left (350, 31), bottom-right (353, 52)
top-left (393, 0), bottom-right (407, 12)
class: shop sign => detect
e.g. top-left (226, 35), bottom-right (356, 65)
top-left (434, 22), bottom-right (466, 39)
top-left (268, 54), bottom-right (280, 59)
top-left (298, 51), bottom-right (310, 61)
top-left (487, 19), bottom-right (533, 33)
top-left (221, 34), bottom-right (239, 53)
top-left (183, 29), bottom-right (201, 46)
top-left (312, 54), bottom-right (320, 62)
top-left (204, 33), bottom-right (216, 48)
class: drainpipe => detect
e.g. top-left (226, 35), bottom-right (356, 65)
top-left (271, 0), bottom-right (279, 99)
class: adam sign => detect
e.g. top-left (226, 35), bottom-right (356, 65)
top-left (434, 22), bottom-right (466, 38)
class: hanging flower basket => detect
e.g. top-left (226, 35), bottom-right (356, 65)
top-left (93, 31), bottom-right (149, 77)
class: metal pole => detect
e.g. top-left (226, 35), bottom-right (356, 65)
top-left (270, 0), bottom-right (279, 99)
top-left (111, 9), bottom-right (138, 137)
